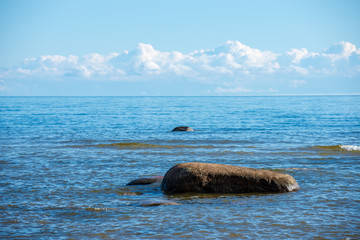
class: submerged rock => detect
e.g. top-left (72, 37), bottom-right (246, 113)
top-left (172, 126), bottom-right (194, 132)
top-left (161, 162), bottom-right (299, 194)
top-left (139, 199), bottom-right (180, 207)
top-left (126, 176), bottom-right (163, 186)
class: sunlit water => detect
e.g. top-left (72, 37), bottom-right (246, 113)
top-left (1, 96), bottom-right (359, 239)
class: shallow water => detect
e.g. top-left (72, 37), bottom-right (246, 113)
top-left (1, 96), bottom-right (360, 239)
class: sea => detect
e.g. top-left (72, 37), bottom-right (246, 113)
top-left (1, 96), bottom-right (359, 239)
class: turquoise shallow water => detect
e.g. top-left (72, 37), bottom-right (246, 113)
top-left (1, 96), bottom-right (360, 239)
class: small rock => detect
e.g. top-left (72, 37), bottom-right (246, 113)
top-left (126, 176), bottom-right (163, 186)
top-left (139, 199), bottom-right (180, 206)
top-left (172, 126), bottom-right (194, 131)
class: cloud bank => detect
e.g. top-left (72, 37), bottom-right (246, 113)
top-left (1, 41), bottom-right (359, 95)
top-left (2, 41), bottom-right (359, 80)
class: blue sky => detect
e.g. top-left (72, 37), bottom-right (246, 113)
top-left (0, 0), bottom-right (359, 96)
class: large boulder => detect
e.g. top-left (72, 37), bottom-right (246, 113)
top-left (160, 162), bottom-right (299, 194)
top-left (172, 126), bottom-right (194, 131)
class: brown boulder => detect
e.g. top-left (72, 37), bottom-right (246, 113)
top-left (160, 162), bottom-right (299, 194)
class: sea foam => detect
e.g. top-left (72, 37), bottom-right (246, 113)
top-left (339, 145), bottom-right (360, 151)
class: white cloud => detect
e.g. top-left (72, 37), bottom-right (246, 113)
top-left (1, 41), bottom-right (360, 83)
top-left (285, 41), bottom-right (360, 76)
top-left (325, 41), bottom-right (357, 61)
top-left (289, 80), bottom-right (306, 88)
top-left (287, 48), bottom-right (311, 64)
top-left (215, 86), bottom-right (253, 93)
top-left (0, 80), bottom-right (6, 92)
top-left (256, 88), bottom-right (279, 93)
top-left (289, 65), bottom-right (309, 75)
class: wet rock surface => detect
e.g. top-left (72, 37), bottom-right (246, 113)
top-left (126, 176), bottom-right (163, 186)
top-left (172, 126), bottom-right (194, 131)
top-left (161, 162), bottom-right (299, 194)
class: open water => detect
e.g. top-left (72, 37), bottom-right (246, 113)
top-left (1, 96), bottom-right (360, 239)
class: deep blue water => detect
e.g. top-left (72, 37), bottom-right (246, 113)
top-left (1, 96), bottom-right (360, 239)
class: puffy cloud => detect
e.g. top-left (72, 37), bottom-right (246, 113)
top-left (325, 41), bottom-right (357, 60)
top-left (1, 41), bottom-right (360, 82)
top-left (287, 48), bottom-right (311, 64)
top-left (285, 41), bottom-right (360, 76)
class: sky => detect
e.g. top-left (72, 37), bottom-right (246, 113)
top-left (0, 0), bottom-right (359, 96)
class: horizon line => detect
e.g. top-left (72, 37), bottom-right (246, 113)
top-left (1, 93), bottom-right (360, 97)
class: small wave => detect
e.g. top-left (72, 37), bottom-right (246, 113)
top-left (85, 207), bottom-right (116, 212)
top-left (138, 199), bottom-right (180, 207)
top-left (272, 168), bottom-right (319, 172)
top-left (312, 145), bottom-right (360, 152)
top-left (339, 145), bottom-right (360, 151)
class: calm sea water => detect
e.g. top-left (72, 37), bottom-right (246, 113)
top-left (1, 96), bottom-right (360, 239)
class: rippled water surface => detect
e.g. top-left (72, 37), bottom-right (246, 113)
top-left (1, 96), bottom-right (360, 239)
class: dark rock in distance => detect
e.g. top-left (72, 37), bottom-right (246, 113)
top-left (126, 176), bottom-right (163, 186)
top-left (160, 162), bottom-right (299, 194)
top-left (172, 126), bottom-right (194, 132)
